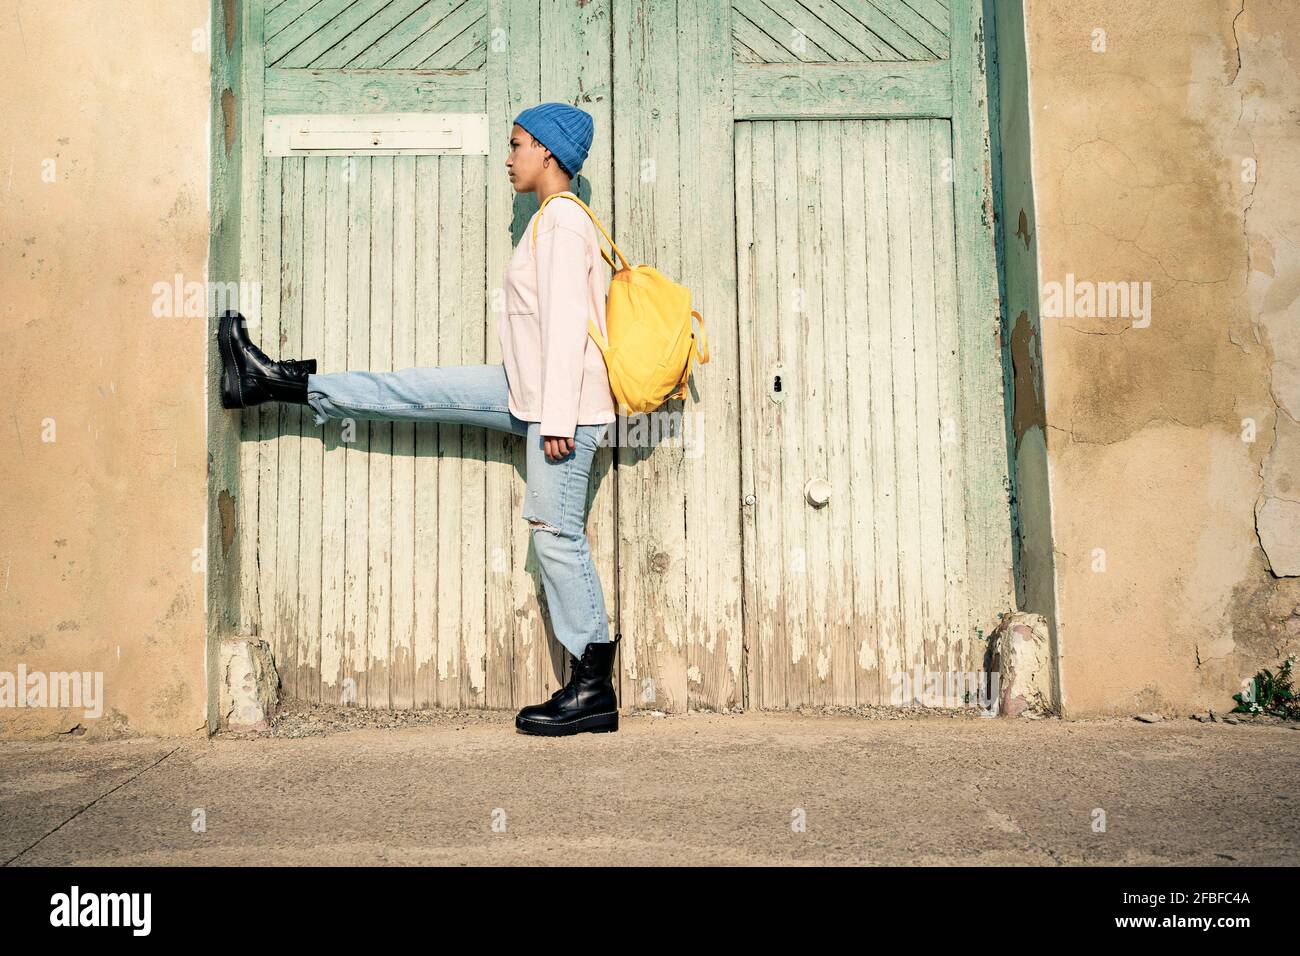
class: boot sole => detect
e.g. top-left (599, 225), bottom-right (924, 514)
top-left (220, 365), bottom-right (246, 409)
top-left (217, 315), bottom-right (247, 409)
top-left (515, 710), bottom-right (619, 737)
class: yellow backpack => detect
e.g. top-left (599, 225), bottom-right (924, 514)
top-left (532, 191), bottom-right (710, 415)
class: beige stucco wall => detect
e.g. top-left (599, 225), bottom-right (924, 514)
top-left (1021, 0), bottom-right (1300, 714)
top-left (0, 0), bottom-right (212, 737)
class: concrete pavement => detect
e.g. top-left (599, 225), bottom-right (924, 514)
top-left (2, 707), bottom-right (1297, 866)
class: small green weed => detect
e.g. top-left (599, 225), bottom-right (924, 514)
top-left (1231, 654), bottom-right (1299, 720)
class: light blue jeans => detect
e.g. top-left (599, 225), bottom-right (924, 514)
top-left (304, 362), bottom-right (611, 659)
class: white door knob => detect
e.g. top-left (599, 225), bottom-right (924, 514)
top-left (804, 478), bottom-right (831, 507)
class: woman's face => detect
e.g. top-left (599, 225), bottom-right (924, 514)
top-left (505, 123), bottom-right (548, 193)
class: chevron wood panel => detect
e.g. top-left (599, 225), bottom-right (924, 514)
top-left (733, 0), bottom-right (950, 63)
top-left (266, 0), bottom-right (488, 70)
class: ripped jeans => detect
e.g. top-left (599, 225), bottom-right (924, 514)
top-left (304, 362), bottom-right (611, 659)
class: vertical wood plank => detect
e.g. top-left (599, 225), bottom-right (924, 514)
top-left (343, 155), bottom-right (372, 705)
top-left (297, 155), bottom-right (327, 702)
top-left (256, 157), bottom-right (283, 678)
top-left (320, 155), bottom-right (351, 704)
top-left (817, 119), bottom-right (857, 706)
top-left (734, 121), bottom-right (762, 711)
top-left (842, 119), bottom-right (881, 705)
top-left (751, 121), bottom-right (786, 711)
top-left (459, 153), bottom-right (488, 708)
top-left (413, 154), bottom-right (441, 708)
top-left (907, 119), bottom-right (947, 680)
top-left (390, 156), bottom-right (418, 708)
top-left (367, 154), bottom-right (394, 709)
top-left (274, 156), bottom-right (305, 696)
top-left (884, 119), bottom-right (925, 688)
top-left (435, 157), bottom-right (463, 707)
top-left (796, 120), bottom-right (831, 708)
top-left (680, 0), bottom-right (742, 713)
top-left (236, 0), bottom-right (268, 644)
top-left (774, 120), bottom-right (808, 709)
top-left (863, 121), bottom-right (901, 704)
top-left (930, 118), bottom-right (969, 687)
top-left (950, 0), bottom-right (1014, 670)
top-left (614, 0), bottom-right (688, 714)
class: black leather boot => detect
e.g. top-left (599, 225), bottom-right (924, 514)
top-left (217, 310), bottom-right (317, 409)
top-left (515, 634), bottom-right (620, 736)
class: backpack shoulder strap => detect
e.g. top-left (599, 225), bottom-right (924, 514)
top-left (531, 192), bottom-right (630, 273)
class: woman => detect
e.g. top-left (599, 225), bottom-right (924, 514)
top-left (217, 102), bottom-right (620, 737)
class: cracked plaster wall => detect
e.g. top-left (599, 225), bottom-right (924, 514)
top-left (1023, 0), bottom-right (1300, 714)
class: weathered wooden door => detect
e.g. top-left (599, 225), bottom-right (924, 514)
top-left (607, 0), bottom-right (1012, 713)
top-left (232, 0), bottom-right (1011, 715)
top-left (728, 0), bottom-right (1014, 707)
top-left (235, 0), bottom-right (617, 710)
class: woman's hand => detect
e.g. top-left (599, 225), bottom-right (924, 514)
top-left (543, 435), bottom-right (575, 461)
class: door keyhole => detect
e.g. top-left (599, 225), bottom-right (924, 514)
top-left (768, 363), bottom-right (787, 404)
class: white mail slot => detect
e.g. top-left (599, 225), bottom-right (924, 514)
top-left (265, 112), bottom-right (489, 157)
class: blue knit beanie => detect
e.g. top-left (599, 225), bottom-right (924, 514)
top-left (512, 102), bottom-right (593, 177)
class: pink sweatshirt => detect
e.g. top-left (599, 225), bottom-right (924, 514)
top-left (498, 193), bottom-right (617, 438)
